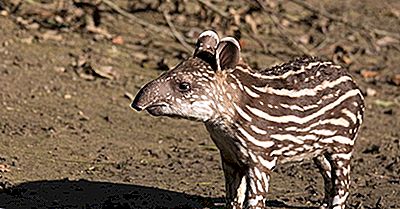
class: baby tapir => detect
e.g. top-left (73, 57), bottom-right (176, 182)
top-left (131, 30), bottom-right (364, 209)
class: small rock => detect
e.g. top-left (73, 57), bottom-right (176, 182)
top-left (26, 22), bottom-right (40, 30)
top-left (41, 30), bottom-right (63, 41)
top-left (366, 88), bottom-right (377, 97)
top-left (112, 35), bottom-right (124, 45)
top-left (20, 36), bottom-right (34, 44)
top-left (54, 66), bottom-right (66, 73)
top-left (0, 10), bottom-right (9, 16)
top-left (64, 94), bottom-right (72, 99)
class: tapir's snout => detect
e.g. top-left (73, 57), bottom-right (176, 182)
top-left (130, 88), bottom-right (146, 111)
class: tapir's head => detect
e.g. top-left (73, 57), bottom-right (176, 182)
top-left (131, 30), bottom-right (241, 122)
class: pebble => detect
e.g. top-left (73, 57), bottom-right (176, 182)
top-left (0, 10), bottom-right (8, 16)
top-left (366, 88), bottom-right (377, 97)
top-left (64, 94), bottom-right (72, 99)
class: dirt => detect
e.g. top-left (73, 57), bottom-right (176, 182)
top-left (0, 0), bottom-right (399, 208)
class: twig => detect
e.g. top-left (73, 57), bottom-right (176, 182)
top-left (162, 11), bottom-right (194, 53)
top-left (102, 0), bottom-right (193, 53)
top-left (101, 0), bottom-right (170, 38)
top-left (254, 0), bottom-right (313, 56)
top-left (241, 30), bottom-right (286, 60)
top-left (289, 0), bottom-right (400, 40)
top-left (197, 0), bottom-right (229, 18)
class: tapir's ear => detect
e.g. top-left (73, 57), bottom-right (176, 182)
top-left (215, 37), bottom-right (241, 71)
top-left (193, 30), bottom-right (220, 67)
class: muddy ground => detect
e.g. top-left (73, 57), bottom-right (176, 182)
top-left (0, 0), bottom-right (399, 208)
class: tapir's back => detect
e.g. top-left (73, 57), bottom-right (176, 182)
top-left (226, 57), bottom-right (364, 161)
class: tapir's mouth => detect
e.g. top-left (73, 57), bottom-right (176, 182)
top-left (145, 104), bottom-right (167, 116)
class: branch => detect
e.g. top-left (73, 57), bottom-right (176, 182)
top-left (162, 11), bottom-right (194, 53)
top-left (101, 0), bottom-right (170, 38)
top-left (289, 0), bottom-right (400, 39)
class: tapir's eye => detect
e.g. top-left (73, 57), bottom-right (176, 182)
top-left (178, 82), bottom-right (191, 92)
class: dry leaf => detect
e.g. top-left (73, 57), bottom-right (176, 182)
top-left (361, 70), bottom-right (379, 79)
top-left (91, 65), bottom-right (117, 80)
top-left (374, 100), bottom-right (394, 108)
top-left (391, 74), bottom-right (400, 86)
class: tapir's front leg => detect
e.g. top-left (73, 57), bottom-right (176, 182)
top-left (222, 159), bottom-right (273, 209)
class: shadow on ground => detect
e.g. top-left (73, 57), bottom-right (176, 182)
top-left (0, 179), bottom-right (322, 209)
top-left (0, 179), bottom-right (321, 209)
top-left (0, 179), bottom-right (223, 209)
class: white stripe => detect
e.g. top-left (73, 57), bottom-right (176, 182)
top-left (270, 145), bottom-right (294, 156)
top-left (236, 65), bottom-right (305, 80)
top-left (258, 156), bottom-right (277, 170)
top-left (332, 152), bottom-right (353, 160)
top-left (236, 61), bottom-right (333, 80)
top-left (270, 134), bottom-right (318, 144)
top-left (244, 85), bottom-right (260, 98)
top-left (341, 109), bottom-right (357, 124)
top-left (254, 167), bottom-right (262, 179)
top-left (236, 175), bottom-right (247, 207)
top-left (246, 89), bottom-right (362, 124)
top-left (233, 103), bottom-right (252, 122)
top-left (257, 180), bottom-right (264, 192)
top-left (251, 76), bottom-right (352, 97)
top-left (230, 74), bottom-right (244, 90)
top-left (280, 103), bottom-right (319, 111)
top-left (249, 179), bottom-right (257, 194)
top-left (248, 151), bottom-right (258, 163)
top-left (284, 117), bottom-right (350, 132)
top-left (309, 129), bottom-right (337, 136)
top-left (261, 172), bottom-right (270, 192)
top-left (250, 125), bottom-right (267, 135)
top-left (321, 136), bottom-right (354, 145)
top-left (237, 127), bottom-right (274, 148)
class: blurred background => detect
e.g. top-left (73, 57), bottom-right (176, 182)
top-left (0, 0), bottom-right (399, 208)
